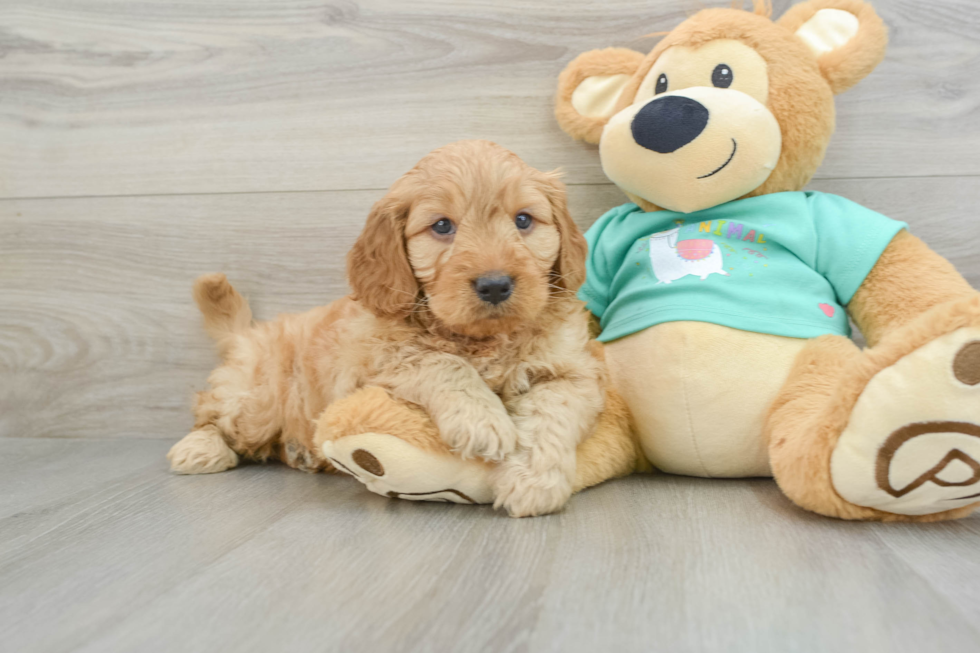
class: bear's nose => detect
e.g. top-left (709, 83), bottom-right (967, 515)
top-left (631, 96), bottom-right (710, 154)
top-left (473, 274), bottom-right (513, 306)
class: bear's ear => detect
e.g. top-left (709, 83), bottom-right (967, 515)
top-left (555, 48), bottom-right (645, 144)
top-left (777, 0), bottom-right (888, 94)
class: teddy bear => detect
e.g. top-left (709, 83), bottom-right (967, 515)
top-left (318, 0), bottom-right (980, 522)
top-left (550, 0), bottom-right (980, 521)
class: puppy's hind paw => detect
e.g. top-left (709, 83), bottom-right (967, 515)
top-left (168, 429), bottom-right (239, 475)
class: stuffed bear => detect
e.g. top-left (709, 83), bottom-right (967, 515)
top-left (320, 0), bottom-right (980, 522)
top-left (552, 0), bottom-right (980, 521)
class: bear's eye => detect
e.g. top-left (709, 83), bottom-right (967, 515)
top-left (712, 64), bottom-right (733, 89)
top-left (654, 73), bottom-right (669, 95)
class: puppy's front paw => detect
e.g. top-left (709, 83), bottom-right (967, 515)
top-left (492, 463), bottom-right (573, 518)
top-left (441, 405), bottom-right (517, 462)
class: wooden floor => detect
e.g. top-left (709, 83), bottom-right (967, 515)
top-left (3, 0), bottom-right (980, 650)
top-left (2, 437), bottom-right (979, 653)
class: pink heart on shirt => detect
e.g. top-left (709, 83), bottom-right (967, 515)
top-left (818, 303), bottom-right (836, 318)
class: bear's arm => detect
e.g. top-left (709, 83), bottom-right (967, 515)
top-left (848, 230), bottom-right (976, 347)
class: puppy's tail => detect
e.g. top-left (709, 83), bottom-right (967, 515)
top-left (193, 274), bottom-right (252, 352)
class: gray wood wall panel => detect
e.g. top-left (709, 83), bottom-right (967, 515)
top-left (2, 0), bottom-right (979, 199)
top-left (3, 178), bottom-right (978, 440)
top-left (4, 0), bottom-right (980, 441)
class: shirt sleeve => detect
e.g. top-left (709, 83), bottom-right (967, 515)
top-left (809, 192), bottom-right (908, 306)
top-left (577, 205), bottom-right (632, 319)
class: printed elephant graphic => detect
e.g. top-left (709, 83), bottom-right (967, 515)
top-left (648, 227), bottom-right (730, 284)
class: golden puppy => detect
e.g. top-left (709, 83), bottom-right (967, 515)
top-left (169, 140), bottom-right (617, 516)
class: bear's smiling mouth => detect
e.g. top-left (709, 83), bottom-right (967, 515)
top-left (697, 139), bottom-right (738, 179)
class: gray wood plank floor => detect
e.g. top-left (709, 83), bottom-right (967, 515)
top-left (3, 0), bottom-right (980, 650)
top-left (2, 438), bottom-right (979, 653)
top-left (2, 0), bottom-right (980, 198)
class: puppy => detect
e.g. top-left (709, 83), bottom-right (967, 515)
top-left (169, 140), bottom-right (610, 516)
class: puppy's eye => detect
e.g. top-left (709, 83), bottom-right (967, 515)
top-left (515, 213), bottom-right (533, 231)
top-left (712, 64), bottom-right (733, 89)
top-left (655, 73), bottom-right (668, 95)
top-left (431, 218), bottom-right (455, 236)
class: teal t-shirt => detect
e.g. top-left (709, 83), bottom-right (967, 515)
top-left (579, 192), bottom-right (907, 343)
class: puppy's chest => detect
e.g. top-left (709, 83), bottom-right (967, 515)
top-left (467, 354), bottom-right (543, 401)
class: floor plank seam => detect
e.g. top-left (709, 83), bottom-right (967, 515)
top-left (0, 471), bottom-right (166, 565)
top-left (61, 482), bottom-right (326, 653)
top-left (870, 530), bottom-right (980, 640)
top-left (2, 174), bottom-right (978, 203)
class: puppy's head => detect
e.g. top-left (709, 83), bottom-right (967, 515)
top-left (347, 140), bottom-right (586, 338)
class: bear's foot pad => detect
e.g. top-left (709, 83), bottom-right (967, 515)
top-left (321, 432), bottom-right (493, 505)
top-left (832, 327), bottom-right (980, 515)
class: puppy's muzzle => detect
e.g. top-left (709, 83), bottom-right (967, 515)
top-left (473, 274), bottom-right (514, 306)
top-left (631, 95), bottom-right (709, 154)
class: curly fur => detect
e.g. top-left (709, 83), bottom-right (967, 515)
top-left (168, 140), bottom-right (633, 516)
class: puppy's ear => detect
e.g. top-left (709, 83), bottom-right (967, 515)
top-left (347, 192), bottom-right (418, 318)
top-left (542, 173), bottom-right (588, 292)
top-left (555, 48), bottom-right (645, 145)
top-left (777, 0), bottom-right (888, 94)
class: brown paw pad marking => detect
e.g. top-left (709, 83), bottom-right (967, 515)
top-left (386, 489), bottom-right (477, 503)
top-left (953, 341), bottom-right (980, 385)
top-left (327, 458), bottom-right (355, 476)
top-left (875, 421), bottom-right (980, 500)
top-left (351, 449), bottom-right (384, 476)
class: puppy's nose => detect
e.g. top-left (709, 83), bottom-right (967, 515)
top-left (473, 274), bottom-right (514, 306)
top-left (631, 96), bottom-right (709, 154)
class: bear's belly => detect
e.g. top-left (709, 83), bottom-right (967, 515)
top-left (604, 321), bottom-right (808, 478)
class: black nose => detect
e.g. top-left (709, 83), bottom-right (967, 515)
top-left (473, 274), bottom-right (513, 306)
top-left (631, 95), bottom-right (710, 154)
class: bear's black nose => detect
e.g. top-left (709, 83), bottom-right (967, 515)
top-left (631, 96), bottom-right (710, 154)
top-left (473, 275), bottom-right (514, 305)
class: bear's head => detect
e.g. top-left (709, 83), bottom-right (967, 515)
top-left (555, 0), bottom-right (888, 214)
